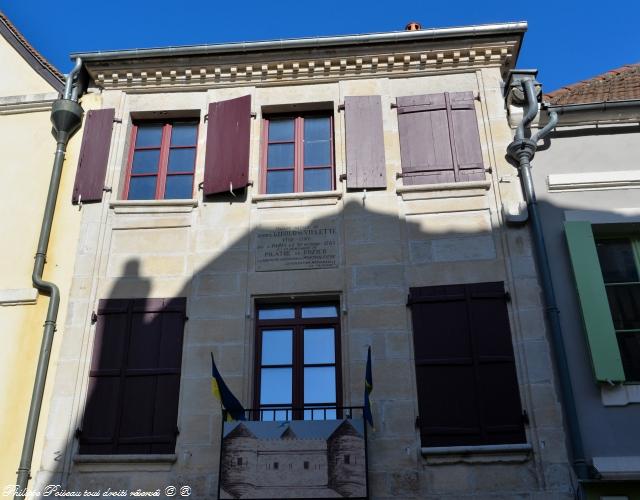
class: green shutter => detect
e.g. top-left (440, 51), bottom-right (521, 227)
top-left (564, 221), bottom-right (625, 382)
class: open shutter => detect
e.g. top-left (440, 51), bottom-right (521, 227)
top-left (564, 221), bottom-right (625, 382)
top-left (409, 282), bottom-right (525, 447)
top-left (72, 108), bottom-right (115, 204)
top-left (203, 95), bottom-right (251, 196)
top-left (449, 92), bottom-right (485, 181)
top-left (345, 96), bottom-right (386, 189)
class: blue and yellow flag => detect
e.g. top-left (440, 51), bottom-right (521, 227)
top-left (211, 352), bottom-right (246, 421)
top-left (363, 346), bottom-right (374, 429)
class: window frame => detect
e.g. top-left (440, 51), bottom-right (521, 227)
top-left (260, 112), bottom-right (335, 194)
top-left (253, 301), bottom-right (342, 420)
top-left (123, 120), bottom-right (199, 200)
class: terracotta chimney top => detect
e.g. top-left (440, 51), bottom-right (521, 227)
top-left (405, 21), bottom-right (422, 31)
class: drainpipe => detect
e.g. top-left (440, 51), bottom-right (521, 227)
top-left (506, 71), bottom-right (590, 481)
top-left (15, 59), bottom-right (84, 498)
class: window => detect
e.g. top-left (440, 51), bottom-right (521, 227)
top-left (261, 114), bottom-right (334, 194)
top-left (396, 91), bottom-right (485, 185)
top-left (79, 298), bottom-right (186, 454)
top-left (254, 302), bottom-right (341, 420)
top-left (124, 121), bottom-right (198, 200)
top-left (595, 237), bottom-right (640, 380)
top-left (408, 282), bottom-right (526, 448)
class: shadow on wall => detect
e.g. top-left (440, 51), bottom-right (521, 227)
top-left (32, 192), bottom-right (640, 499)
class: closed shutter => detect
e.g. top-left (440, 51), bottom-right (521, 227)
top-left (79, 298), bottom-right (186, 454)
top-left (564, 221), bottom-right (625, 382)
top-left (408, 282), bottom-right (525, 447)
top-left (397, 92), bottom-right (485, 185)
top-left (344, 96), bottom-right (386, 189)
top-left (72, 108), bottom-right (115, 204)
top-left (203, 95), bottom-right (251, 196)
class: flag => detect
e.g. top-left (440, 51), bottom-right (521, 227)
top-left (211, 352), bottom-right (246, 421)
top-left (363, 346), bottom-right (374, 429)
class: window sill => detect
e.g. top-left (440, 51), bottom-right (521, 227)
top-left (421, 443), bottom-right (532, 465)
top-left (601, 383), bottom-right (640, 406)
top-left (252, 190), bottom-right (342, 208)
top-left (109, 199), bottom-right (198, 214)
top-left (397, 179), bottom-right (491, 201)
top-left (0, 287), bottom-right (38, 306)
top-left (73, 454), bottom-right (177, 472)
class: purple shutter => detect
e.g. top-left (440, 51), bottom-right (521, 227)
top-left (203, 95), bottom-right (251, 196)
top-left (449, 92), bottom-right (485, 182)
top-left (345, 96), bottom-right (386, 189)
top-left (397, 94), bottom-right (454, 185)
top-left (72, 108), bottom-right (115, 204)
top-left (409, 282), bottom-right (525, 447)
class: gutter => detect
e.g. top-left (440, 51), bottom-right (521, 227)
top-left (546, 99), bottom-right (640, 114)
top-left (70, 21), bottom-right (527, 62)
top-left (14, 59), bottom-right (84, 499)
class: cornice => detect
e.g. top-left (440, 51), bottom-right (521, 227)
top-left (0, 92), bottom-right (58, 114)
top-left (86, 42), bottom-right (518, 92)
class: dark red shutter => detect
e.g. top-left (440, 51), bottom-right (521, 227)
top-left (72, 108), bottom-right (115, 204)
top-left (80, 298), bottom-right (186, 455)
top-left (203, 95), bottom-right (251, 196)
top-left (345, 96), bottom-right (386, 189)
top-left (449, 92), bottom-right (485, 182)
top-left (409, 282), bottom-right (525, 447)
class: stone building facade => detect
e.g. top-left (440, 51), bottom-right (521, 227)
top-left (34, 21), bottom-right (575, 499)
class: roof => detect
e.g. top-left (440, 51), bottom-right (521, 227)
top-left (0, 10), bottom-right (64, 91)
top-left (545, 63), bottom-right (640, 105)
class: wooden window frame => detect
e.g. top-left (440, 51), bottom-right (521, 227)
top-left (123, 120), bottom-right (199, 200)
top-left (260, 112), bottom-right (335, 194)
top-left (253, 301), bottom-right (342, 420)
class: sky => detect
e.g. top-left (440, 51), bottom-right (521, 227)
top-left (1, 0), bottom-right (638, 93)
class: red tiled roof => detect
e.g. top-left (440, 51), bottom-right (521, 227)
top-left (545, 63), bottom-right (640, 105)
top-left (0, 10), bottom-right (64, 88)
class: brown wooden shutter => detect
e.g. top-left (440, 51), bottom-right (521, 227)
top-left (80, 298), bottom-right (186, 455)
top-left (344, 96), bottom-right (386, 189)
top-left (72, 108), bottom-right (115, 204)
top-left (203, 95), bottom-right (251, 196)
top-left (408, 282), bottom-right (525, 447)
top-left (449, 92), bottom-right (485, 182)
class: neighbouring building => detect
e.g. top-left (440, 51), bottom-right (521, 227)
top-left (530, 63), bottom-right (640, 500)
top-left (33, 21), bottom-right (578, 499)
top-left (0, 11), bottom-right (91, 490)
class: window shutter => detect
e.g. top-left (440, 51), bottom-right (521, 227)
top-left (449, 92), bottom-right (485, 181)
top-left (203, 95), bottom-right (251, 196)
top-left (397, 93), bottom-right (454, 185)
top-left (564, 221), bottom-right (625, 382)
top-left (345, 96), bottom-right (386, 189)
top-left (72, 108), bottom-right (115, 204)
top-left (409, 282), bottom-right (525, 447)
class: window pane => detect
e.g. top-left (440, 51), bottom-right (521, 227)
top-left (268, 119), bottom-right (295, 142)
top-left (304, 116), bottom-right (330, 141)
top-left (261, 409), bottom-right (292, 421)
top-left (301, 306), bottom-right (338, 318)
top-left (164, 175), bottom-right (193, 199)
top-left (596, 239), bottom-right (639, 283)
top-left (168, 148), bottom-right (196, 173)
top-left (304, 140), bottom-right (331, 166)
top-left (304, 328), bottom-right (335, 364)
top-left (304, 408), bottom-right (337, 420)
top-left (304, 367), bottom-right (335, 404)
top-left (128, 176), bottom-right (156, 200)
top-left (258, 308), bottom-right (295, 320)
top-left (131, 149), bottom-right (160, 174)
top-left (267, 170), bottom-right (294, 194)
top-left (267, 143), bottom-right (294, 168)
top-left (606, 284), bottom-right (640, 330)
top-left (135, 125), bottom-right (163, 148)
top-left (170, 123), bottom-right (198, 146)
top-left (303, 168), bottom-right (332, 192)
top-left (262, 329), bottom-right (293, 365)
top-left (260, 368), bottom-right (292, 404)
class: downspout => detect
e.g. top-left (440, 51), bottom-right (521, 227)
top-left (15, 59), bottom-right (84, 497)
top-left (506, 73), bottom-right (590, 481)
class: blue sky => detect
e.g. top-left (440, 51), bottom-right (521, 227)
top-left (2, 0), bottom-right (638, 92)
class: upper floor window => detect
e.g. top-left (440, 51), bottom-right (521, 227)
top-left (124, 121), bottom-right (198, 200)
top-left (261, 114), bottom-right (334, 194)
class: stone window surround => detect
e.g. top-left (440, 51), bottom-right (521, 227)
top-left (564, 209), bottom-right (640, 406)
